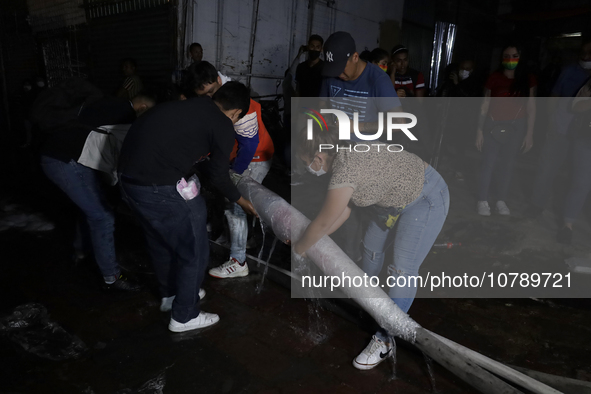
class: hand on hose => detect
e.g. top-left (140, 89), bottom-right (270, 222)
top-left (291, 243), bottom-right (308, 261)
top-left (292, 241), bottom-right (309, 259)
top-left (236, 197), bottom-right (258, 217)
top-left (229, 169), bottom-right (243, 186)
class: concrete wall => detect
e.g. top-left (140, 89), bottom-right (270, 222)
top-left (179, 0), bottom-right (404, 96)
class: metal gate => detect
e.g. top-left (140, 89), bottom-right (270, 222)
top-left (85, 1), bottom-right (174, 94)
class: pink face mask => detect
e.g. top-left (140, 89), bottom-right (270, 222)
top-left (176, 175), bottom-right (201, 200)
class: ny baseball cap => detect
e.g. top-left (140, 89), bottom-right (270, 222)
top-left (322, 31), bottom-right (356, 77)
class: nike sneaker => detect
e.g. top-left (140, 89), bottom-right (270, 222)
top-left (353, 335), bottom-right (394, 370)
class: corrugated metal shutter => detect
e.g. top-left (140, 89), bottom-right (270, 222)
top-left (26, 0), bottom-right (86, 33)
top-left (87, 4), bottom-right (173, 95)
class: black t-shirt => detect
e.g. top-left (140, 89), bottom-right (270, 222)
top-left (118, 97), bottom-right (241, 202)
top-left (296, 60), bottom-right (324, 97)
top-left (41, 97), bottom-right (136, 162)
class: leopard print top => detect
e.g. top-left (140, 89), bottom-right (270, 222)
top-left (328, 148), bottom-right (424, 208)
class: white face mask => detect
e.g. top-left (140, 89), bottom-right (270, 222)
top-left (580, 60), bottom-right (591, 70)
top-left (459, 70), bottom-right (471, 80)
top-left (306, 160), bottom-right (326, 176)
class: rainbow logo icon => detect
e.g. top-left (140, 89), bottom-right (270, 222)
top-left (303, 107), bottom-right (328, 131)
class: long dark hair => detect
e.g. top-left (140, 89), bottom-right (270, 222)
top-left (496, 43), bottom-right (530, 97)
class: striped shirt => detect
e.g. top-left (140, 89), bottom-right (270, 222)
top-left (394, 68), bottom-right (425, 95)
top-left (122, 75), bottom-right (143, 99)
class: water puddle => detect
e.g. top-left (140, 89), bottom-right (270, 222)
top-left (0, 303), bottom-right (87, 360)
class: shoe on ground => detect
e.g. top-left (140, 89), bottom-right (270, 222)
top-left (168, 311), bottom-right (219, 332)
top-left (353, 335), bottom-right (394, 370)
top-left (477, 201), bottom-right (491, 216)
top-left (495, 201), bottom-right (510, 216)
top-left (104, 274), bottom-right (141, 292)
top-left (524, 204), bottom-right (543, 219)
top-left (209, 257), bottom-right (249, 278)
top-left (557, 226), bottom-right (573, 245)
top-left (160, 289), bottom-right (206, 312)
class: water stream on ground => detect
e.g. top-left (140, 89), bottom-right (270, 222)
top-left (387, 336), bottom-right (397, 381)
top-left (257, 219), bottom-right (267, 263)
top-left (256, 237), bottom-right (278, 294)
top-left (423, 353), bottom-right (438, 393)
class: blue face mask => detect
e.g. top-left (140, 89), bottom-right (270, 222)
top-left (307, 160), bottom-right (326, 176)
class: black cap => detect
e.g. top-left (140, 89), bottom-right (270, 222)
top-left (391, 44), bottom-right (408, 56)
top-left (322, 31), bottom-right (356, 77)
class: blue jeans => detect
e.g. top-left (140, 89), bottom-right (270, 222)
top-left (478, 118), bottom-right (527, 201)
top-left (41, 156), bottom-right (119, 281)
top-left (531, 130), bottom-right (572, 209)
top-left (120, 180), bottom-right (208, 324)
top-left (564, 140), bottom-right (591, 224)
top-left (357, 166), bottom-right (449, 341)
top-left (229, 161), bottom-right (271, 263)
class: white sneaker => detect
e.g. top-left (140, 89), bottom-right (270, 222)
top-left (160, 288), bottom-right (206, 312)
top-left (353, 335), bottom-right (393, 370)
top-left (209, 258), bottom-right (249, 278)
top-left (477, 201), bottom-right (491, 216)
top-left (168, 311), bottom-right (219, 332)
top-left (496, 201), bottom-right (510, 216)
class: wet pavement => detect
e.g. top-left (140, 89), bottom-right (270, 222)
top-left (1, 151), bottom-right (591, 393)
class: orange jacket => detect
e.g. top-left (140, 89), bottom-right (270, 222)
top-left (230, 99), bottom-right (274, 166)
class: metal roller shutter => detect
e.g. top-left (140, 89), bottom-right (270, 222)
top-left (87, 3), bottom-right (174, 95)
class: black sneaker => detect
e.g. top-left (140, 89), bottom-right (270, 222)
top-left (524, 204), bottom-right (544, 219)
top-left (104, 274), bottom-right (141, 292)
top-left (556, 227), bottom-right (573, 245)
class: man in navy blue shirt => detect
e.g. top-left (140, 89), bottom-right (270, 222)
top-left (318, 31), bottom-right (432, 160)
top-left (319, 31), bottom-right (401, 130)
top-left (526, 38), bottom-right (591, 218)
